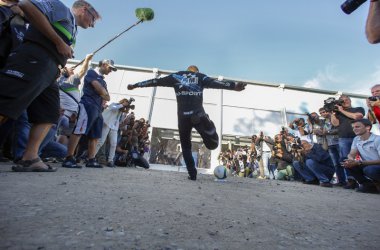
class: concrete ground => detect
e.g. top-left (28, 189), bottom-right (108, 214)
top-left (0, 162), bottom-right (379, 250)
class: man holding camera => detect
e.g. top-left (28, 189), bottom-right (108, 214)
top-left (293, 140), bottom-right (335, 187)
top-left (342, 119), bottom-right (380, 193)
top-left (318, 107), bottom-right (341, 185)
top-left (127, 65), bottom-right (247, 180)
top-left (367, 84), bottom-right (380, 125)
top-left (62, 59), bottom-right (116, 168)
top-left (95, 98), bottom-right (133, 167)
top-left (288, 117), bottom-right (313, 142)
top-left (331, 95), bottom-right (365, 188)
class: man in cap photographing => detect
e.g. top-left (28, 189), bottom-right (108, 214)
top-left (62, 59), bottom-right (117, 168)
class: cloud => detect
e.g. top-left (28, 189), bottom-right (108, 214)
top-left (347, 65), bottom-right (380, 95)
top-left (302, 64), bottom-right (344, 89)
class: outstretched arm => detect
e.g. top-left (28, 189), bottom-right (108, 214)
top-left (366, 0), bottom-right (380, 44)
top-left (202, 76), bottom-right (247, 91)
top-left (127, 74), bottom-right (177, 90)
top-left (77, 53), bottom-right (94, 79)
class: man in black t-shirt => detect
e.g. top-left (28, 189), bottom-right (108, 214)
top-left (331, 95), bottom-right (365, 187)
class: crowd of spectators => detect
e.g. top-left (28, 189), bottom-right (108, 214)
top-left (0, 0), bottom-right (379, 192)
top-left (218, 94), bottom-right (380, 194)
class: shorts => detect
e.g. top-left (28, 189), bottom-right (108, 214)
top-left (73, 103), bottom-right (103, 139)
top-left (0, 42), bottom-right (60, 123)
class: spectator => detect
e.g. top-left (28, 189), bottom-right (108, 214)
top-left (62, 59), bottom-right (116, 168)
top-left (307, 112), bottom-right (325, 149)
top-left (331, 95), bottom-right (365, 188)
top-left (342, 119), bottom-right (380, 194)
top-left (293, 140), bottom-right (335, 187)
top-left (2, 0), bottom-right (100, 172)
top-left (288, 117), bottom-right (312, 142)
top-left (127, 65), bottom-right (246, 181)
top-left (95, 98), bottom-right (132, 167)
top-left (366, 84), bottom-right (380, 125)
top-left (255, 132), bottom-right (272, 179)
top-left (57, 53), bottom-right (94, 146)
top-left (366, 0), bottom-right (380, 44)
top-left (319, 107), bottom-right (341, 185)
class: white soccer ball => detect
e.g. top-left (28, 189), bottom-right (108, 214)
top-left (214, 165), bottom-right (227, 179)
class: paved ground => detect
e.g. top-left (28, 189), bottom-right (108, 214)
top-left (0, 162), bottom-right (379, 250)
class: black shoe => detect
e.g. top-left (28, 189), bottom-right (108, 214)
top-left (320, 182), bottom-right (333, 188)
top-left (356, 183), bottom-right (379, 194)
top-left (86, 158), bottom-right (103, 168)
top-left (343, 179), bottom-right (358, 189)
top-left (188, 175), bottom-right (197, 181)
top-left (303, 179), bottom-right (319, 185)
top-left (62, 156), bottom-right (82, 168)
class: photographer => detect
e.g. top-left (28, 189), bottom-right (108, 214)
top-left (293, 140), bottom-right (335, 187)
top-left (307, 112), bottom-right (326, 148)
top-left (319, 107), bottom-right (342, 185)
top-left (288, 118), bottom-right (312, 142)
top-left (366, 0), bottom-right (380, 44)
top-left (255, 131), bottom-right (272, 179)
top-left (95, 98), bottom-right (134, 167)
top-left (331, 95), bottom-right (365, 188)
top-left (366, 84), bottom-right (380, 125)
top-left (342, 119), bottom-right (380, 193)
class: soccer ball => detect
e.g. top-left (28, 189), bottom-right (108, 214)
top-left (214, 165), bottom-right (227, 179)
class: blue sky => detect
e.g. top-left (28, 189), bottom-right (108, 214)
top-left (63, 0), bottom-right (380, 95)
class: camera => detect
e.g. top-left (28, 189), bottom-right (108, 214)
top-left (323, 97), bottom-right (344, 113)
top-left (368, 96), bottom-right (380, 102)
top-left (306, 113), bottom-right (317, 125)
top-left (341, 0), bottom-right (367, 15)
top-left (290, 137), bottom-right (302, 150)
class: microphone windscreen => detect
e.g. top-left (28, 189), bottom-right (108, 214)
top-left (135, 8), bottom-right (154, 21)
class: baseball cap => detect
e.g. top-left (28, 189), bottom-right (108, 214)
top-left (101, 59), bottom-right (117, 71)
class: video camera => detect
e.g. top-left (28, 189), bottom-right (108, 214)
top-left (368, 96), bottom-right (380, 102)
top-left (341, 0), bottom-right (367, 15)
top-left (323, 97), bottom-right (344, 113)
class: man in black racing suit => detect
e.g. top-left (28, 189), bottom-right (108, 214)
top-left (127, 65), bottom-right (247, 180)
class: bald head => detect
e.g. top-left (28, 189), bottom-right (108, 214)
top-left (187, 65), bottom-right (199, 73)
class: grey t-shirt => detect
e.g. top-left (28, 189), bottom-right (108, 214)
top-left (352, 133), bottom-right (380, 161)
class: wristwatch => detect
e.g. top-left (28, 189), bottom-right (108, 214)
top-left (358, 160), bottom-right (364, 166)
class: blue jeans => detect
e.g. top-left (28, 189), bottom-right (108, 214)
top-left (346, 165), bottom-right (380, 184)
top-left (13, 111), bottom-right (58, 159)
top-left (293, 159), bottom-right (334, 183)
top-left (328, 144), bottom-right (342, 183)
top-left (337, 138), bottom-right (354, 183)
top-left (40, 125), bottom-right (67, 158)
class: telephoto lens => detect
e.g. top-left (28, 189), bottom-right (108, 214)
top-left (341, 0), bottom-right (367, 15)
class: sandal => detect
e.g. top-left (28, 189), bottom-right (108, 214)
top-left (12, 157), bottom-right (57, 172)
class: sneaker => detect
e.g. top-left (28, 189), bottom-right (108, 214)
top-left (62, 156), bottom-right (82, 168)
top-left (356, 183), bottom-right (379, 194)
top-left (320, 182), bottom-right (333, 188)
top-left (86, 158), bottom-right (103, 168)
top-left (107, 161), bottom-right (115, 168)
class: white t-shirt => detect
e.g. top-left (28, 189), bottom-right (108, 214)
top-left (58, 73), bottom-right (81, 113)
